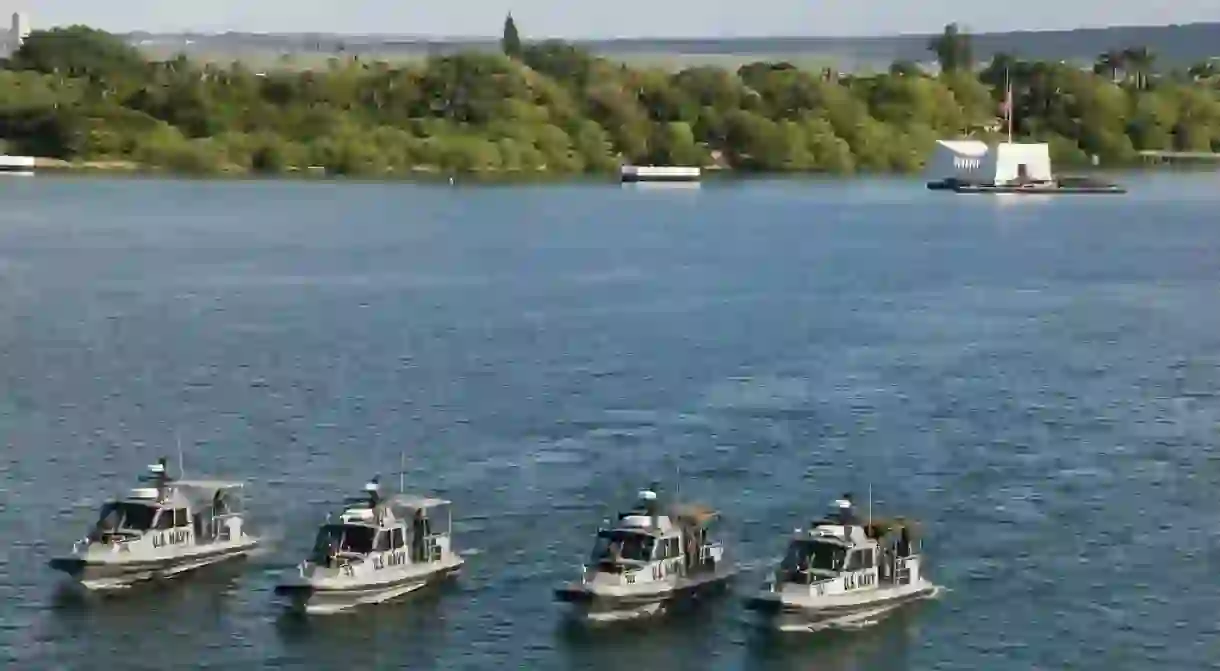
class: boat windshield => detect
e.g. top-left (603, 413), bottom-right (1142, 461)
top-left (590, 529), bottom-right (655, 563)
top-left (312, 524), bottom-right (376, 559)
top-left (781, 539), bottom-right (845, 576)
top-left (95, 502), bottom-right (157, 533)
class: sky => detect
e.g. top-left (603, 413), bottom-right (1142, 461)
top-left (12, 0), bottom-right (1220, 38)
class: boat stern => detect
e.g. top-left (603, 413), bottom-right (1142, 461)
top-left (554, 582), bottom-right (597, 604)
top-left (48, 556), bottom-right (88, 579)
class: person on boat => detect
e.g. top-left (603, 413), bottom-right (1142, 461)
top-left (90, 505), bottom-right (119, 542)
top-left (638, 486), bottom-right (660, 518)
top-left (325, 538), bottom-right (339, 568)
top-left (897, 526), bottom-right (912, 558)
top-left (412, 508), bottom-right (427, 562)
top-left (833, 493), bottom-right (857, 540)
top-left (880, 545), bottom-right (894, 581)
top-left (608, 540), bottom-right (623, 563)
top-left (150, 458), bottom-right (171, 502)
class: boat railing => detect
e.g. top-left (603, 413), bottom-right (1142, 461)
top-left (426, 534), bottom-right (444, 562)
top-left (579, 562), bottom-right (634, 585)
top-left (78, 530), bottom-right (141, 552)
top-left (894, 554), bottom-right (918, 584)
top-left (769, 568), bottom-right (836, 592)
top-left (210, 512), bottom-right (243, 541)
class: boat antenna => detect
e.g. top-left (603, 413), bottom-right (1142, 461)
top-left (176, 430), bottom-right (185, 478)
top-left (399, 449), bottom-right (405, 494)
top-left (867, 483), bottom-right (873, 532)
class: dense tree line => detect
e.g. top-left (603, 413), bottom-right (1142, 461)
top-left (0, 23), bottom-right (1218, 176)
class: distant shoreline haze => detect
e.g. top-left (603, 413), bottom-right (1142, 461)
top-left (1, 22), bottom-right (1218, 177)
top-left (112, 21), bottom-right (1220, 69)
top-left (116, 20), bottom-right (1220, 41)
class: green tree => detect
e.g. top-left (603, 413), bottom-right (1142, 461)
top-left (889, 60), bottom-right (922, 77)
top-left (928, 23), bottom-right (973, 74)
top-left (501, 14), bottom-right (523, 60)
top-left (9, 26), bottom-right (144, 79)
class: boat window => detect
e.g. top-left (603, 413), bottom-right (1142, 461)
top-left (95, 502), bottom-right (158, 533)
top-left (173, 509), bottom-right (190, 528)
top-left (666, 538), bottom-right (680, 559)
top-left (155, 509), bottom-right (176, 530)
top-left (311, 525), bottom-right (344, 562)
top-left (845, 548), bottom-right (874, 571)
top-left (781, 540), bottom-right (846, 573)
top-left (94, 503), bottom-right (121, 531)
top-left (339, 526), bottom-right (375, 554)
top-left (654, 537), bottom-right (676, 560)
top-left (311, 524), bottom-right (376, 558)
top-left (591, 530), bottom-right (656, 563)
top-left (391, 528), bottom-right (405, 549)
top-left (374, 531), bottom-right (391, 552)
top-left (123, 503), bottom-right (156, 531)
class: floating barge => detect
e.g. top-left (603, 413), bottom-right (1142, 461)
top-left (620, 165), bottom-right (701, 183)
top-left (925, 140), bottom-right (1124, 195)
top-left (952, 178), bottom-right (1126, 195)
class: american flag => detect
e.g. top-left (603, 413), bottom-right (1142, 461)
top-left (999, 84), bottom-right (1013, 119)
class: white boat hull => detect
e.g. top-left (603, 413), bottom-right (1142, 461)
top-left (555, 564), bottom-right (736, 623)
top-left (746, 579), bottom-right (938, 631)
top-left (49, 537), bottom-right (260, 590)
top-left (275, 557), bottom-right (463, 615)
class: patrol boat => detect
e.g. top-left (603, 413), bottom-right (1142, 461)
top-left (48, 458), bottom-right (259, 590)
top-left (744, 494), bottom-right (938, 631)
top-left (554, 486), bottom-right (737, 622)
top-left (274, 477), bottom-right (463, 614)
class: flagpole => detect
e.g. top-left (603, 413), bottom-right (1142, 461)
top-left (1006, 68), bottom-right (1013, 144)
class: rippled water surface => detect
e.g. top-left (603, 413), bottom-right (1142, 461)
top-left (1, 174), bottom-right (1219, 670)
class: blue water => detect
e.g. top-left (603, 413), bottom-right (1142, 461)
top-left (1, 174), bottom-right (1218, 670)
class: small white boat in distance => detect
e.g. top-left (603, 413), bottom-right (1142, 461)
top-left (744, 494), bottom-right (937, 632)
top-left (274, 477), bottom-right (463, 615)
top-left (554, 486), bottom-right (736, 623)
top-left (48, 458), bottom-right (259, 590)
top-left (620, 165), bottom-right (701, 183)
top-left (0, 155), bottom-right (35, 175)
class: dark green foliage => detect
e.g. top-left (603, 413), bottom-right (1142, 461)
top-left (929, 23), bottom-right (973, 74)
top-left (501, 14), bottom-right (523, 60)
top-left (1, 24), bottom-right (1218, 176)
top-left (10, 26), bottom-right (145, 79)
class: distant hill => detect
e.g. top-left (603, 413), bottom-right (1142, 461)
top-left (121, 22), bottom-right (1220, 71)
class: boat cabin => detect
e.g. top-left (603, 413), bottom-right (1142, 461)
top-left (311, 483), bottom-right (453, 569)
top-left (86, 460), bottom-right (248, 551)
top-left (776, 516), bottom-right (921, 590)
top-left (585, 490), bottom-right (722, 581)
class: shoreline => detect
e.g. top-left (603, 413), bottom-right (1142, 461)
top-left (22, 157), bottom-right (1167, 184)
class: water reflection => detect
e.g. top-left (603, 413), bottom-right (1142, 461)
top-left (555, 598), bottom-right (730, 671)
top-left (35, 561), bottom-right (248, 668)
top-left (272, 582), bottom-right (458, 669)
top-left (743, 606), bottom-right (925, 671)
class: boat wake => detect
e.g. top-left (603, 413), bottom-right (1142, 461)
top-left (736, 555), bottom-right (783, 574)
